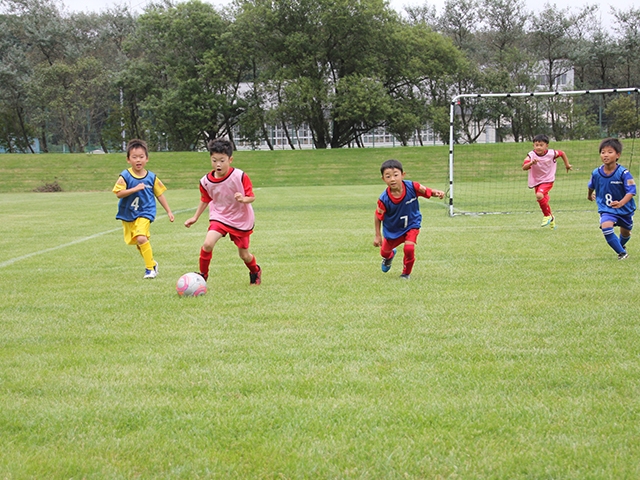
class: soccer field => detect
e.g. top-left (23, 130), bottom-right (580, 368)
top-left (1, 150), bottom-right (640, 477)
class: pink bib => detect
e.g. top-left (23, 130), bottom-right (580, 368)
top-left (200, 168), bottom-right (255, 231)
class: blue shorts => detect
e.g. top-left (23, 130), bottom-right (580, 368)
top-left (600, 212), bottom-right (634, 231)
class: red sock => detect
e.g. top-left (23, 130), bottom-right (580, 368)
top-left (244, 254), bottom-right (260, 273)
top-left (538, 195), bottom-right (551, 216)
top-left (199, 248), bottom-right (212, 278)
top-left (403, 243), bottom-right (415, 275)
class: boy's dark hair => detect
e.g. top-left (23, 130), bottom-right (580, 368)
top-left (207, 138), bottom-right (234, 157)
top-left (599, 137), bottom-right (623, 154)
top-left (380, 159), bottom-right (403, 175)
top-left (126, 139), bottom-right (148, 158)
top-left (533, 134), bottom-right (549, 144)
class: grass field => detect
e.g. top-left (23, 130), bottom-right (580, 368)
top-left (1, 147), bottom-right (640, 478)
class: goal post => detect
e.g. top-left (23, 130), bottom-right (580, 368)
top-left (447, 88), bottom-right (640, 217)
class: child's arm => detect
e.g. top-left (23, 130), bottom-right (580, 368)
top-left (522, 156), bottom-right (536, 170)
top-left (373, 214), bottom-right (383, 247)
top-left (416, 183), bottom-right (445, 199)
top-left (587, 188), bottom-right (595, 202)
top-left (610, 193), bottom-right (635, 209)
top-left (235, 174), bottom-right (256, 204)
top-left (373, 202), bottom-right (385, 247)
top-left (157, 194), bottom-right (175, 222)
top-left (113, 177), bottom-right (145, 198)
top-left (558, 150), bottom-right (572, 172)
top-left (184, 201), bottom-right (209, 228)
top-left (234, 192), bottom-right (255, 204)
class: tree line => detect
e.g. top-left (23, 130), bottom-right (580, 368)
top-left (0, 0), bottom-right (639, 153)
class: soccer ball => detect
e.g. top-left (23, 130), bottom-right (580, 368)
top-left (176, 272), bottom-right (207, 297)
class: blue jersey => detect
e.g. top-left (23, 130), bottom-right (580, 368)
top-left (115, 169), bottom-right (158, 222)
top-left (588, 164), bottom-right (636, 216)
top-left (379, 180), bottom-right (422, 239)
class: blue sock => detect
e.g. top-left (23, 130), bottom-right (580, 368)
top-left (603, 227), bottom-right (625, 254)
top-left (620, 234), bottom-right (630, 249)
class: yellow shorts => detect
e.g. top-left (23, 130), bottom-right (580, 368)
top-left (121, 218), bottom-right (151, 245)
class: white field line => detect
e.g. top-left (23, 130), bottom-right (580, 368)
top-left (0, 229), bottom-right (121, 268)
top-left (0, 209), bottom-right (194, 269)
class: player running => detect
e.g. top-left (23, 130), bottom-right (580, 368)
top-left (523, 134), bottom-right (572, 229)
top-left (373, 159), bottom-right (445, 280)
top-left (588, 138), bottom-right (636, 260)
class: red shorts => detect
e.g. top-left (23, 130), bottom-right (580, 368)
top-left (534, 182), bottom-right (554, 196)
top-left (209, 221), bottom-right (252, 249)
top-left (383, 229), bottom-right (420, 250)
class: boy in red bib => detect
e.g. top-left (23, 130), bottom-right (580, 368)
top-left (184, 138), bottom-right (261, 285)
top-left (522, 134), bottom-right (572, 228)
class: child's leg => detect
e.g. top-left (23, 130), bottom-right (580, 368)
top-left (200, 230), bottom-right (224, 279)
top-left (402, 242), bottom-right (416, 275)
top-left (401, 230), bottom-right (420, 275)
top-left (620, 227), bottom-right (631, 249)
top-left (229, 231), bottom-right (259, 274)
top-left (239, 249), bottom-right (260, 272)
top-left (602, 222), bottom-right (625, 254)
top-left (238, 249), bottom-right (260, 285)
top-left (380, 239), bottom-right (397, 260)
top-left (233, 233), bottom-right (260, 284)
top-left (137, 236), bottom-right (155, 270)
top-left (125, 219), bottom-right (154, 270)
top-left (535, 184), bottom-right (552, 216)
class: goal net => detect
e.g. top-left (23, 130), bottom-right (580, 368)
top-left (447, 88), bottom-right (639, 216)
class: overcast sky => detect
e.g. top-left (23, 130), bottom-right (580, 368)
top-left (61, 0), bottom-right (636, 29)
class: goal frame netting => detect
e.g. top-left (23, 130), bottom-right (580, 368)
top-left (447, 87), bottom-right (640, 217)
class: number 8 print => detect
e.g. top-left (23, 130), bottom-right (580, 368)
top-left (605, 193), bottom-right (613, 206)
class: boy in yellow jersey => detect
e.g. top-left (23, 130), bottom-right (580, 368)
top-left (113, 139), bottom-right (174, 278)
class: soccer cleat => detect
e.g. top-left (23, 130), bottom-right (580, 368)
top-left (250, 266), bottom-right (261, 285)
top-left (143, 261), bottom-right (158, 279)
top-left (540, 216), bottom-right (553, 227)
top-left (549, 216), bottom-right (556, 230)
top-left (400, 274), bottom-right (410, 280)
top-left (618, 252), bottom-right (629, 260)
top-left (381, 249), bottom-right (396, 273)
top-left (195, 271), bottom-right (208, 281)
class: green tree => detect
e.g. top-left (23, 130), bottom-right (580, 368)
top-left (479, 0), bottom-right (527, 67)
top-left (586, 28), bottom-right (620, 89)
top-left (438, 0), bottom-right (479, 55)
top-left (0, 12), bottom-right (35, 152)
top-left (31, 57), bottom-right (113, 152)
top-left (236, 0), bottom-right (399, 149)
top-left (613, 7), bottom-right (640, 87)
top-left (123, 0), bottom-right (247, 151)
top-left (383, 22), bottom-right (463, 144)
top-left (605, 95), bottom-right (639, 138)
top-left (528, 4), bottom-right (595, 140)
top-left (477, 0), bottom-right (535, 142)
top-left (333, 74), bottom-right (392, 146)
top-left (1, 0), bottom-right (132, 152)
top-left (1, 0), bottom-right (69, 151)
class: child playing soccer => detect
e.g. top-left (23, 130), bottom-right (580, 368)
top-left (113, 139), bottom-right (174, 279)
top-left (373, 159), bottom-right (445, 280)
top-left (522, 134), bottom-right (572, 229)
top-left (184, 138), bottom-right (261, 285)
top-left (588, 138), bottom-right (636, 260)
